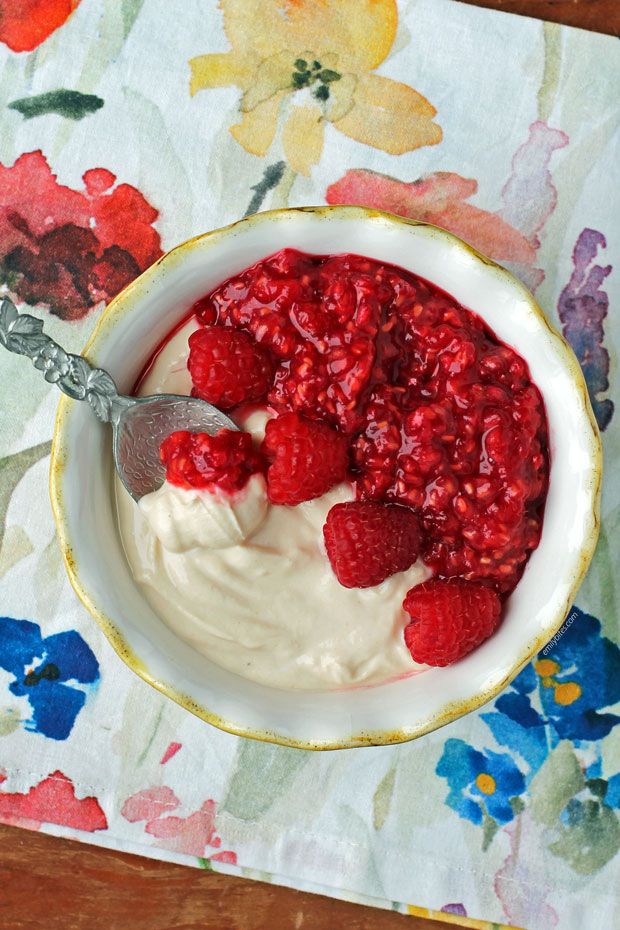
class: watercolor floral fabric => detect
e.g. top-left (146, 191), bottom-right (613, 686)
top-left (0, 2), bottom-right (618, 928)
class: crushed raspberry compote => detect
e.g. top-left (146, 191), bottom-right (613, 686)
top-left (160, 429), bottom-right (265, 494)
top-left (174, 249), bottom-right (549, 598)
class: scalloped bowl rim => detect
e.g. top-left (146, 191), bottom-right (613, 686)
top-left (50, 206), bottom-right (602, 750)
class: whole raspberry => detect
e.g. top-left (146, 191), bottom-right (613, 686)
top-left (260, 412), bottom-right (348, 505)
top-left (188, 326), bottom-right (274, 409)
top-left (324, 501), bottom-right (422, 588)
top-left (160, 429), bottom-right (265, 494)
top-left (403, 579), bottom-right (502, 666)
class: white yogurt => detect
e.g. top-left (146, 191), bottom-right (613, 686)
top-left (138, 473), bottom-right (268, 553)
top-left (116, 319), bottom-right (430, 690)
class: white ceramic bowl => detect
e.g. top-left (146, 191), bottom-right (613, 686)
top-left (50, 206), bottom-right (602, 749)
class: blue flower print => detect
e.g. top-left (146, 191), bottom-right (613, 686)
top-left (0, 617), bottom-right (100, 740)
top-left (437, 608), bottom-right (620, 861)
top-left (605, 774), bottom-right (620, 810)
top-left (482, 608), bottom-right (620, 773)
top-left (482, 689), bottom-right (549, 778)
top-left (436, 738), bottom-right (526, 825)
top-left (535, 609), bottom-right (620, 742)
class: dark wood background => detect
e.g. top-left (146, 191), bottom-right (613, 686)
top-left (459, 0), bottom-right (619, 32)
top-left (2, 2), bottom-right (617, 929)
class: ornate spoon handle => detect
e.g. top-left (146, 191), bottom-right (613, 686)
top-left (0, 295), bottom-right (125, 424)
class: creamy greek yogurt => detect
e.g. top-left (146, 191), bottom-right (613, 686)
top-left (115, 319), bottom-right (430, 690)
top-left (138, 473), bottom-right (268, 553)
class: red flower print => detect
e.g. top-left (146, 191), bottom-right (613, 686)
top-left (0, 151), bottom-right (163, 320)
top-left (121, 785), bottom-right (237, 863)
top-left (0, 0), bottom-right (81, 53)
top-left (0, 770), bottom-right (107, 831)
top-left (121, 786), bottom-right (180, 823)
top-left (146, 800), bottom-right (224, 858)
top-left (326, 169), bottom-right (536, 265)
top-left (326, 122), bottom-right (568, 294)
top-left (160, 741), bottom-right (182, 764)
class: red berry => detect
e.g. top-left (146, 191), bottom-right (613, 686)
top-left (324, 501), bottom-right (422, 588)
top-left (160, 429), bottom-right (264, 494)
top-left (403, 579), bottom-right (502, 666)
top-left (190, 295), bottom-right (218, 325)
top-left (188, 326), bottom-right (274, 409)
top-left (260, 412), bottom-right (348, 505)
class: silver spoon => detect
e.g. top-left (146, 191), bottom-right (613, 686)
top-left (0, 295), bottom-right (238, 501)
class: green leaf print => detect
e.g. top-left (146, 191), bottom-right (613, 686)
top-left (529, 741), bottom-right (584, 828)
top-left (549, 800), bottom-right (620, 875)
top-left (529, 741), bottom-right (620, 874)
top-left (243, 161), bottom-right (286, 217)
top-left (0, 706), bottom-right (20, 737)
top-left (481, 811), bottom-right (500, 851)
top-left (0, 440), bottom-right (52, 554)
top-left (222, 741), bottom-right (309, 820)
top-left (578, 501), bottom-right (620, 638)
top-left (121, 0), bottom-right (147, 38)
top-left (372, 765), bottom-right (396, 830)
top-left (9, 90), bottom-right (104, 121)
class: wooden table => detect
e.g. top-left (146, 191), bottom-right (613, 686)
top-left (458, 0), bottom-right (618, 33)
top-left (2, 2), bottom-right (617, 929)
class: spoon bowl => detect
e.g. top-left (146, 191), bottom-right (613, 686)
top-left (0, 295), bottom-right (237, 501)
top-left (113, 394), bottom-right (237, 501)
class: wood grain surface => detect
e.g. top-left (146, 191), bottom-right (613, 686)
top-left (0, 823), bottom-right (459, 930)
top-left (457, 0), bottom-right (619, 34)
top-left (1, 2), bottom-right (616, 929)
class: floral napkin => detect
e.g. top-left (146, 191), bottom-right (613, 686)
top-left (1, 1), bottom-right (619, 928)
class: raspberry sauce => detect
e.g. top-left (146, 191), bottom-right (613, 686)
top-left (158, 249), bottom-right (550, 596)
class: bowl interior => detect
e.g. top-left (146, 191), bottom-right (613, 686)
top-left (51, 207), bottom-right (601, 749)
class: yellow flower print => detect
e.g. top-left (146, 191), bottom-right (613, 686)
top-left (534, 659), bottom-right (583, 707)
top-left (189, 0), bottom-right (442, 176)
top-left (475, 772), bottom-right (497, 796)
